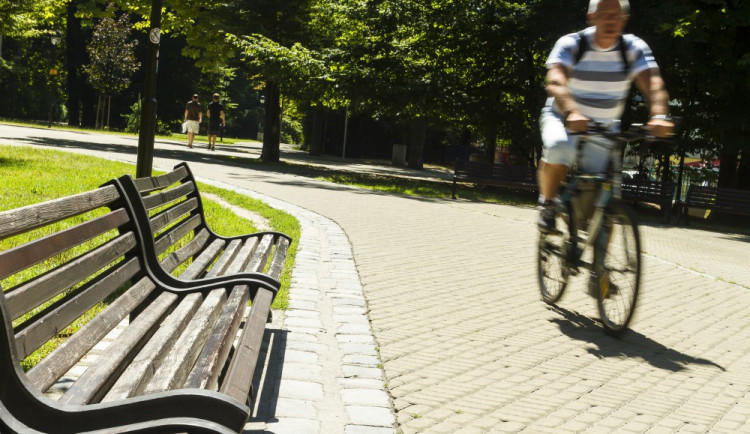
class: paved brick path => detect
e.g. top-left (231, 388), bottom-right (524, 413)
top-left (3, 124), bottom-right (750, 433)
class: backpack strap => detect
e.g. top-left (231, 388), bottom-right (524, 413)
top-left (573, 31), bottom-right (630, 76)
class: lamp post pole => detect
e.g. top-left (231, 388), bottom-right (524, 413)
top-left (48, 31), bottom-right (62, 128)
top-left (136, 0), bottom-right (163, 178)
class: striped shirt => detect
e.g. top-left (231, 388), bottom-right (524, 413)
top-left (544, 26), bottom-right (657, 125)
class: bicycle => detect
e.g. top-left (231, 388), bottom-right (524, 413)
top-left (537, 123), bottom-right (661, 335)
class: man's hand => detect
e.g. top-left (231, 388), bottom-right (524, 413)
top-left (565, 111), bottom-right (590, 133)
top-left (647, 117), bottom-right (674, 138)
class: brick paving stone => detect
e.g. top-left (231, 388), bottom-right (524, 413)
top-left (278, 379), bottom-right (324, 401)
top-left (344, 426), bottom-right (395, 434)
top-left (340, 389), bottom-right (391, 407)
top-left (274, 398), bottom-right (317, 419)
top-left (346, 406), bottom-right (395, 427)
top-left (266, 418), bottom-right (320, 434)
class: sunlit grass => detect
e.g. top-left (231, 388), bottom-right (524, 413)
top-left (0, 120), bottom-right (240, 145)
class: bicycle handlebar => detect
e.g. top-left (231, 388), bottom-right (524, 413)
top-left (580, 122), bottom-right (676, 144)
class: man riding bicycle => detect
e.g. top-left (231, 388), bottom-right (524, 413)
top-left (537, 0), bottom-right (674, 233)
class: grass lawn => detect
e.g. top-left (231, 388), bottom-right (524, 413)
top-left (0, 119), bottom-right (241, 145)
top-left (0, 145), bottom-right (299, 369)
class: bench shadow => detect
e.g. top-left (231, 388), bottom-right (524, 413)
top-left (547, 305), bottom-right (725, 372)
top-left (246, 326), bottom-right (287, 431)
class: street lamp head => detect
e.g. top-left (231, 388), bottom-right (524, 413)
top-left (50, 30), bottom-right (62, 46)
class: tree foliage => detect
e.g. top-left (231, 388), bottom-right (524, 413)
top-left (82, 5), bottom-right (140, 96)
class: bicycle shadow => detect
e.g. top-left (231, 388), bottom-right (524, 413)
top-left (547, 305), bottom-right (725, 372)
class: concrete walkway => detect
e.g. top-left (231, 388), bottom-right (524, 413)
top-left (2, 124), bottom-right (750, 433)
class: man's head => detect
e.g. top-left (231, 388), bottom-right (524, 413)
top-left (587, 0), bottom-right (629, 48)
top-left (192, 94), bottom-right (199, 101)
top-left (212, 93), bottom-right (220, 101)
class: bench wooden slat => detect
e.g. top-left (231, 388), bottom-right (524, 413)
top-left (132, 165), bottom-right (190, 194)
top-left (160, 229), bottom-right (211, 274)
top-left (150, 198), bottom-right (199, 235)
top-left (180, 238), bottom-right (227, 280)
top-left (58, 291), bottom-right (179, 405)
top-left (141, 181), bottom-right (195, 211)
top-left (205, 239), bottom-right (243, 279)
top-left (244, 234), bottom-right (275, 274)
top-left (145, 289), bottom-right (227, 394)
top-left (101, 293), bottom-right (204, 402)
top-left (0, 209), bottom-right (130, 281)
top-left (219, 288), bottom-right (274, 404)
top-left (27, 277), bottom-right (157, 392)
top-left (15, 257), bottom-right (141, 359)
top-left (185, 286), bottom-right (250, 390)
top-left (6, 232), bottom-right (138, 320)
top-left (224, 238), bottom-right (260, 275)
top-left (154, 214), bottom-right (202, 256)
top-left (0, 185), bottom-right (120, 239)
top-left (267, 238), bottom-right (290, 279)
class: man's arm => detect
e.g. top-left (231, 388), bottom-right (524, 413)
top-left (545, 64), bottom-right (588, 133)
top-left (220, 110), bottom-right (226, 125)
top-left (184, 108), bottom-right (189, 123)
top-left (634, 67), bottom-right (673, 137)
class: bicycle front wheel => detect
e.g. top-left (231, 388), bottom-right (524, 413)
top-left (595, 203), bottom-right (641, 335)
top-left (537, 201), bottom-right (576, 304)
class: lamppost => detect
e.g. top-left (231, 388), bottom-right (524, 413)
top-left (48, 31), bottom-right (62, 128)
top-left (136, 0), bottom-right (163, 178)
top-left (258, 94), bottom-right (265, 142)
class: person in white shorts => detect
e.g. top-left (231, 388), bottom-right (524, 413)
top-left (184, 94), bottom-right (203, 149)
top-left (537, 0), bottom-right (674, 233)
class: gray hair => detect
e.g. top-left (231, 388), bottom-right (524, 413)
top-left (588, 0), bottom-right (630, 14)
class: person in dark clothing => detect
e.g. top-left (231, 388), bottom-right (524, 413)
top-left (206, 93), bottom-right (226, 151)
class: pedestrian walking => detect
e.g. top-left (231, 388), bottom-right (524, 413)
top-left (184, 93), bottom-right (202, 148)
top-left (206, 93), bottom-right (226, 151)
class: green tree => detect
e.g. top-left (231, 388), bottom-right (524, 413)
top-left (82, 5), bottom-right (140, 129)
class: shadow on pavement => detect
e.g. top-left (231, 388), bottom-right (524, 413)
top-left (248, 327), bottom-right (286, 425)
top-left (547, 305), bottom-right (725, 372)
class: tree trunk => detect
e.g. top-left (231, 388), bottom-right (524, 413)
top-left (718, 145), bottom-right (739, 188)
top-left (309, 107), bottom-right (323, 156)
top-left (65, 1), bottom-right (83, 127)
top-left (737, 148), bottom-right (750, 190)
top-left (408, 117), bottom-right (428, 170)
top-left (261, 80), bottom-right (281, 162)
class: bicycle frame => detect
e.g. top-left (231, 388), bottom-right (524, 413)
top-left (561, 130), bottom-right (629, 270)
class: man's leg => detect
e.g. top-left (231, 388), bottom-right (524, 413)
top-left (538, 161), bottom-right (568, 201)
top-left (187, 131), bottom-right (194, 148)
top-left (537, 109), bottom-right (574, 232)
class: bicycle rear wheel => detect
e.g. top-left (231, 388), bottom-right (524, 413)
top-left (537, 202), bottom-right (576, 304)
top-left (595, 203), bottom-right (641, 335)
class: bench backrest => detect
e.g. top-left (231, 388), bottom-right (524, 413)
top-left (454, 160), bottom-right (537, 185)
top-left (686, 184), bottom-right (750, 214)
top-left (621, 179), bottom-right (674, 202)
top-left (0, 183), bottom-right (150, 395)
top-left (123, 163), bottom-right (288, 281)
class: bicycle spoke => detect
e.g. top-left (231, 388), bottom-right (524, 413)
top-left (597, 204), bottom-right (640, 335)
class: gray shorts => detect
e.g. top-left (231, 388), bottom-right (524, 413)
top-left (186, 120), bottom-right (200, 134)
top-left (539, 108), bottom-right (618, 174)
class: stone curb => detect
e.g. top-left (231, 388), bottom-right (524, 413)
top-left (196, 177), bottom-right (397, 434)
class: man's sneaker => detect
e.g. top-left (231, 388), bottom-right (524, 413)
top-left (537, 200), bottom-right (558, 233)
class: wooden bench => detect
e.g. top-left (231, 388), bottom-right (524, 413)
top-left (620, 178), bottom-right (675, 222)
top-left (677, 184), bottom-right (750, 225)
top-left (452, 159), bottom-right (537, 199)
top-left (0, 166), bottom-right (291, 433)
